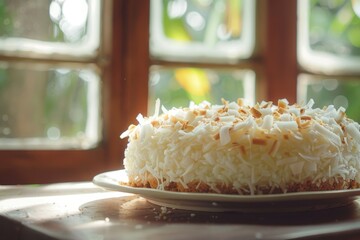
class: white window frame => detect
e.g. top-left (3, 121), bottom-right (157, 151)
top-left (297, 0), bottom-right (360, 75)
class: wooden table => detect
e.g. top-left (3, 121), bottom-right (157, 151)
top-left (1, 182), bottom-right (360, 240)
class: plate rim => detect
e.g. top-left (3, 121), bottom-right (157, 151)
top-left (93, 170), bottom-right (360, 203)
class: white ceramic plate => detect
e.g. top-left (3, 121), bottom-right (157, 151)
top-left (93, 170), bottom-right (360, 212)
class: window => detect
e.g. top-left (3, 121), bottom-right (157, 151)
top-left (2, 0), bottom-right (358, 184)
top-left (150, 0), bottom-right (256, 62)
top-left (0, 0), bottom-right (105, 183)
top-left (297, 0), bottom-right (360, 122)
top-left (0, 64), bottom-right (100, 149)
top-left (148, 0), bottom-right (298, 110)
top-left (0, 0), bottom-right (102, 149)
top-left (148, 0), bottom-right (258, 111)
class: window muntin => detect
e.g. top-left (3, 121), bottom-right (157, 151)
top-left (0, 0), bottom-right (101, 60)
top-left (0, 62), bottom-right (101, 149)
top-left (150, 0), bottom-right (255, 63)
top-left (298, 0), bottom-right (360, 74)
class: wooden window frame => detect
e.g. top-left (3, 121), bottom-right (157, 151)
top-left (0, 0), bottom-right (297, 184)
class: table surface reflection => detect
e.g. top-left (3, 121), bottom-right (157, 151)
top-left (1, 182), bottom-right (360, 240)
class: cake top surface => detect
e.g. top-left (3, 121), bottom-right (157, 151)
top-left (121, 98), bottom-right (360, 147)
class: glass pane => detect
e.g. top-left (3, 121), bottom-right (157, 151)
top-left (298, 0), bottom-right (360, 73)
top-left (309, 0), bottom-right (360, 57)
top-left (0, 0), bottom-right (100, 58)
top-left (298, 74), bottom-right (360, 122)
top-left (148, 66), bottom-right (255, 113)
top-left (150, 0), bottom-right (255, 62)
top-left (0, 63), bottom-right (101, 149)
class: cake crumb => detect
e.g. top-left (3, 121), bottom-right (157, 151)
top-left (154, 206), bottom-right (171, 221)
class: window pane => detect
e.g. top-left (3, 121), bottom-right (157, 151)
top-left (309, 0), bottom-right (360, 57)
top-left (0, 63), bottom-right (101, 149)
top-left (298, 0), bottom-right (360, 73)
top-left (297, 74), bottom-right (360, 122)
top-left (150, 0), bottom-right (255, 62)
top-left (0, 0), bottom-right (101, 59)
top-left (148, 66), bottom-right (255, 113)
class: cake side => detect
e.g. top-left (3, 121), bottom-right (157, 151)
top-left (120, 99), bottom-right (360, 195)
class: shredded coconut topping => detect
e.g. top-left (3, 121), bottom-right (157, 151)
top-left (121, 98), bottom-right (360, 194)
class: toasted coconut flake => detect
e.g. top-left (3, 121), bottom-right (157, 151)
top-left (240, 145), bottom-right (247, 156)
top-left (237, 98), bottom-right (245, 106)
top-left (252, 138), bottom-right (267, 145)
top-left (151, 120), bottom-right (160, 128)
top-left (239, 109), bottom-right (248, 115)
top-left (250, 107), bottom-right (262, 118)
top-left (301, 115), bottom-right (312, 121)
top-left (259, 107), bottom-right (273, 116)
top-left (184, 124), bottom-right (195, 132)
top-left (221, 98), bottom-right (229, 105)
top-left (260, 101), bottom-right (273, 108)
top-left (170, 116), bottom-right (178, 124)
top-left (120, 124), bottom-right (137, 139)
top-left (217, 106), bottom-right (228, 114)
top-left (213, 132), bottom-right (220, 140)
top-left (273, 111), bottom-right (281, 119)
top-left (199, 109), bottom-right (207, 115)
top-left (269, 140), bottom-right (280, 157)
top-left (278, 99), bottom-right (289, 109)
top-left (296, 116), bottom-right (312, 129)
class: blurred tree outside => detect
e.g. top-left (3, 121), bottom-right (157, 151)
top-left (0, 0), bottom-right (92, 142)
